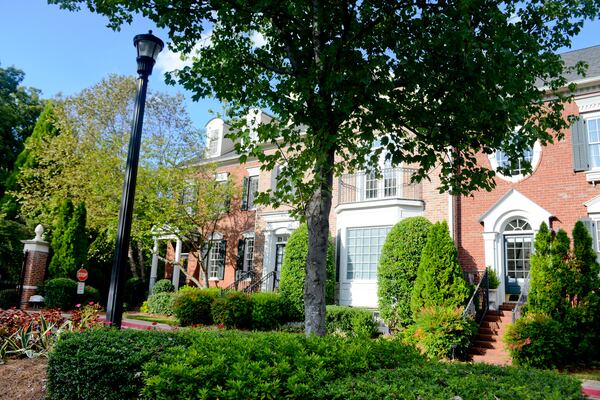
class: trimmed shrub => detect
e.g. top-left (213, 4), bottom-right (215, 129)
top-left (81, 285), bottom-right (101, 305)
top-left (211, 291), bottom-right (252, 329)
top-left (142, 331), bottom-right (422, 399)
top-left (44, 278), bottom-right (78, 310)
top-left (47, 329), bottom-right (192, 400)
top-left (411, 221), bottom-right (471, 316)
top-left (378, 216), bottom-right (432, 331)
top-left (251, 292), bottom-right (285, 331)
top-left (173, 287), bottom-right (220, 326)
top-left (125, 277), bottom-right (146, 308)
top-left (279, 223), bottom-right (335, 320)
top-left (504, 313), bottom-right (568, 369)
top-left (152, 279), bottom-right (174, 294)
top-left (317, 362), bottom-right (581, 400)
top-left (0, 288), bottom-right (19, 309)
top-left (487, 267), bottom-right (500, 289)
top-left (146, 292), bottom-right (176, 316)
top-left (403, 306), bottom-right (477, 360)
top-left (326, 305), bottom-right (378, 338)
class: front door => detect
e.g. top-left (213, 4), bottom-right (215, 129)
top-left (504, 234), bottom-right (533, 295)
top-left (274, 242), bottom-right (286, 290)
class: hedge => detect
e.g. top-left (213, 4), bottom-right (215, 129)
top-left (326, 305), bottom-right (378, 338)
top-left (377, 216), bottom-right (431, 331)
top-left (47, 329), bottom-right (582, 400)
top-left (152, 279), bottom-right (174, 294)
top-left (279, 223), bottom-right (335, 320)
top-left (172, 287), bottom-right (220, 326)
top-left (47, 329), bottom-right (192, 400)
top-left (43, 278), bottom-right (100, 310)
top-left (146, 292), bottom-right (176, 315)
top-left (252, 292), bottom-right (286, 331)
top-left (0, 288), bottom-right (19, 309)
top-left (211, 291), bottom-right (253, 329)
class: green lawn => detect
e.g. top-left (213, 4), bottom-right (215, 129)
top-left (124, 312), bottom-right (178, 326)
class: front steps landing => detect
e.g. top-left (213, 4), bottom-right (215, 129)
top-left (468, 303), bottom-right (515, 366)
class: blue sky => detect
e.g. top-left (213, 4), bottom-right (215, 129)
top-left (2, 1), bottom-right (600, 130)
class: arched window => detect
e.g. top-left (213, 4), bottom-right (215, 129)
top-left (504, 218), bottom-right (532, 232)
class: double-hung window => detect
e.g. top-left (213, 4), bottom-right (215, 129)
top-left (241, 175), bottom-right (259, 210)
top-left (346, 226), bottom-right (391, 280)
top-left (208, 240), bottom-right (226, 280)
top-left (587, 118), bottom-right (600, 169)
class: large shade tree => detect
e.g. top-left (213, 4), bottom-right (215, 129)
top-left (51, 0), bottom-right (599, 335)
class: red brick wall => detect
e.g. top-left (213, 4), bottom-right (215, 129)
top-left (20, 249), bottom-right (49, 309)
top-left (457, 100), bottom-right (600, 271)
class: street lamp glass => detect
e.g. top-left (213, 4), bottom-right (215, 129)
top-left (134, 31), bottom-right (164, 61)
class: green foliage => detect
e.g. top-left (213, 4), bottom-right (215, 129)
top-left (146, 292), bottom-right (176, 316)
top-left (279, 223), bottom-right (335, 320)
top-left (0, 215), bottom-right (30, 282)
top-left (377, 216), bottom-right (432, 331)
top-left (486, 267), bottom-right (500, 290)
top-left (317, 362), bottom-right (582, 400)
top-left (172, 287), bottom-right (219, 326)
top-left (0, 64), bottom-right (43, 198)
top-left (251, 292), bottom-right (285, 331)
top-left (325, 305), bottom-right (378, 338)
top-left (48, 200), bottom-right (88, 279)
top-left (211, 291), bottom-right (252, 329)
top-left (404, 306), bottom-right (477, 360)
top-left (0, 289), bottom-right (19, 309)
top-left (142, 331), bottom-right (422, 399)
top-left (152, 279), bottom-right (174, 294)
top-left (411, 222), bottom-right (471, 316)
top-left (46, 329), bottom-right (193, 400)
top-left (125, 277), bottom-right (146, 308)
top-left (82, 286), bottom-right (100, 305)
top-left (44, 278), bottom-right (77, 310)
top-left (504, 313), bottom-right (569, 369)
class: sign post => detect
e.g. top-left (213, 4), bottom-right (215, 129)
top-left (76, 268), bottom-right (88, 295)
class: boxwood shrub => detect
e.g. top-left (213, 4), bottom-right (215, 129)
top-left (146, 291), bottom-right (176, 315)
top-left (151, 279), bottom-right (174, 294)
top-left (173, 287), bottom-right (220, 326)
top-left (326, 305), bottom-right (378, 338)
top-left (47, 329), bottom-right (192, 400)
top-left (211, 291), bottom-right (252, 329)
top-left (251, 292), bottom-right (285, 331)
top-left (43, 278), bottom-right (77, 309)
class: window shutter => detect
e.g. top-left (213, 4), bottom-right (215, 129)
top-left (219, 240), bottom-right (227, 279)
top-left (236, 239), bottom-right (245, 270)
top-left (580, 218), bottom-right (597, 251)
top-left (572, 119), bottom-right (589, 172)
top-left (271, 165), bottom-right (280, 191)
top-left (241, 176), bottom-right (249, 210)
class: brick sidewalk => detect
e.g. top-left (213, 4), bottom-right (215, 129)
top-left (583, 380), bottom-right (600, 399)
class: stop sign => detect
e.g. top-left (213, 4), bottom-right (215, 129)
top-left (76, 268), bottom-right (88, 282)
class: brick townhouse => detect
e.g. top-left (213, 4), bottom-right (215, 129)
top-left (156, 45), bottom-right (600, 311)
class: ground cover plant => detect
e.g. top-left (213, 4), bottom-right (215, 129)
top-left (325, 305), bottom-right (378, 338)
top-left (46, 329), bottom-right (582, 400)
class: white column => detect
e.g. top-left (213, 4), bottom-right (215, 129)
top-left (483, 231), bottom-right (500, 309)
top-left (149, 238), bottom-right (159, 294)
top-left (172, 239), bottom-right (182, 290)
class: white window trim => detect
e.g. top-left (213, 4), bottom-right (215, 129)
top-left (581, 111), bottom-right (600, 181)
top-left (345, 225), bottom-right (391, 282)
top-left (488, 141), bottom-right (542, 183)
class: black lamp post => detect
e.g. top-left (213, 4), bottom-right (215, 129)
top-left (106, 31), bottom-right (164, 328)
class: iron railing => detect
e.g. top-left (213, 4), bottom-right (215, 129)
top-left (338, 167), bottom-right (422, 205)
top-left (244, 270), bottom-right (279, 293)
top-left (223, 270), bottom-right (256, 292)
top-left (512, 272), bottom-right (531, 323)
top-left (462, 269), bottom-right (489, 325)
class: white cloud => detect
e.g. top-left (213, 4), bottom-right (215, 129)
top-left (155, 32), bottom-right (213, 75)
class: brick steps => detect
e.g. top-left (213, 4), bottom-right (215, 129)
top-left (468, 303), bottom-right (515, 366)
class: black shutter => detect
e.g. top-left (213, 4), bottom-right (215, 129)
top-left (219, 240), bottom-right (227, 280)
top-left (580, 218), bottom-right (597, 251)
top-left (241, 176), bottom-right (249, 210)
top-left (236, 239), bottom-right (245, 270)
top-left (572, 118), bottom-right (589, 172)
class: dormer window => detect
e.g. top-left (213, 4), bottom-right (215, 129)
top-left (246, 108), bottom-right (261, 142)
top-left (206, 125), bottom-right (221, 157)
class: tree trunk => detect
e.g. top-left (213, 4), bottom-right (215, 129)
top-left (128, 244), bottom-right (138, 278)
top-left (137, 242), bottom-right (146, 282)
top-left (304, 151), bottom-right (335, 336)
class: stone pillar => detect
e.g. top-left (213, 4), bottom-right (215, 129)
top-left (171, 239), bottom-right (182, 290)
top-left (149, 237), bottom-right (159, 294)
top-left (19, 225), bottom-right (50, 309)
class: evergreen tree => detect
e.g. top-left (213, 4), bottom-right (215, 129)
top-left (410, 221), bottom-right (471, 316)
top-left (378, 216), bottom-right (432, 331)
top-left (67, 202), bottom-right (89, 273)
top-left (48, 199), bottom-right (74, 278)
top-left (527, 226), bottom-right (570, 320)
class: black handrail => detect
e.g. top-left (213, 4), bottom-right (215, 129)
top-left (244, 270), bottom-right (279, 293)
top-left (462, 269), bottom-right (489, 325)
top-left (223, 270), bottom-right (255, 291)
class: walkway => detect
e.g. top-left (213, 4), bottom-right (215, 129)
top-left (583, 380), bottom-right (600, 399)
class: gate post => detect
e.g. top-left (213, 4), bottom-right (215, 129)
top-left (19, 224), bottom-right (49, 309)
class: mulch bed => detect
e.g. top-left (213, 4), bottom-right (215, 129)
top-left (0, 357), bottom-right (47, 400)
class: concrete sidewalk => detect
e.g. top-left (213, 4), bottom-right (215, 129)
top-left (582, 380), bottom-right (600, 399)
top-left (98, 314), bottom-right (175, 331)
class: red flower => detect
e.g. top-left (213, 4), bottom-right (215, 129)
top-left (75, 304), bottom-right (81, 308)
top-left (88, 301), bottom-right (94, 305)
top-left (152, 322), bottom-right (158, 326)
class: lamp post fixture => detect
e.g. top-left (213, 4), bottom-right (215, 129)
top-left (106, 31), bottom-right (164, 328)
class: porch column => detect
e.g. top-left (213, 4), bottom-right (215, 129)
top-left (149, 237), bottom-right (159, 293)
top-left (483, 231), bottom-right (500, 309)
top-left (19, 225), bottom-right (49, 309)
top-left (172, 239), bottom-right (182, 290)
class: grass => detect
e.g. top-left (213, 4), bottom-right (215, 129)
top-left (564, 369), bottom-right (600, 381)
top-left (124, 312), bottom-right (178, 326)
